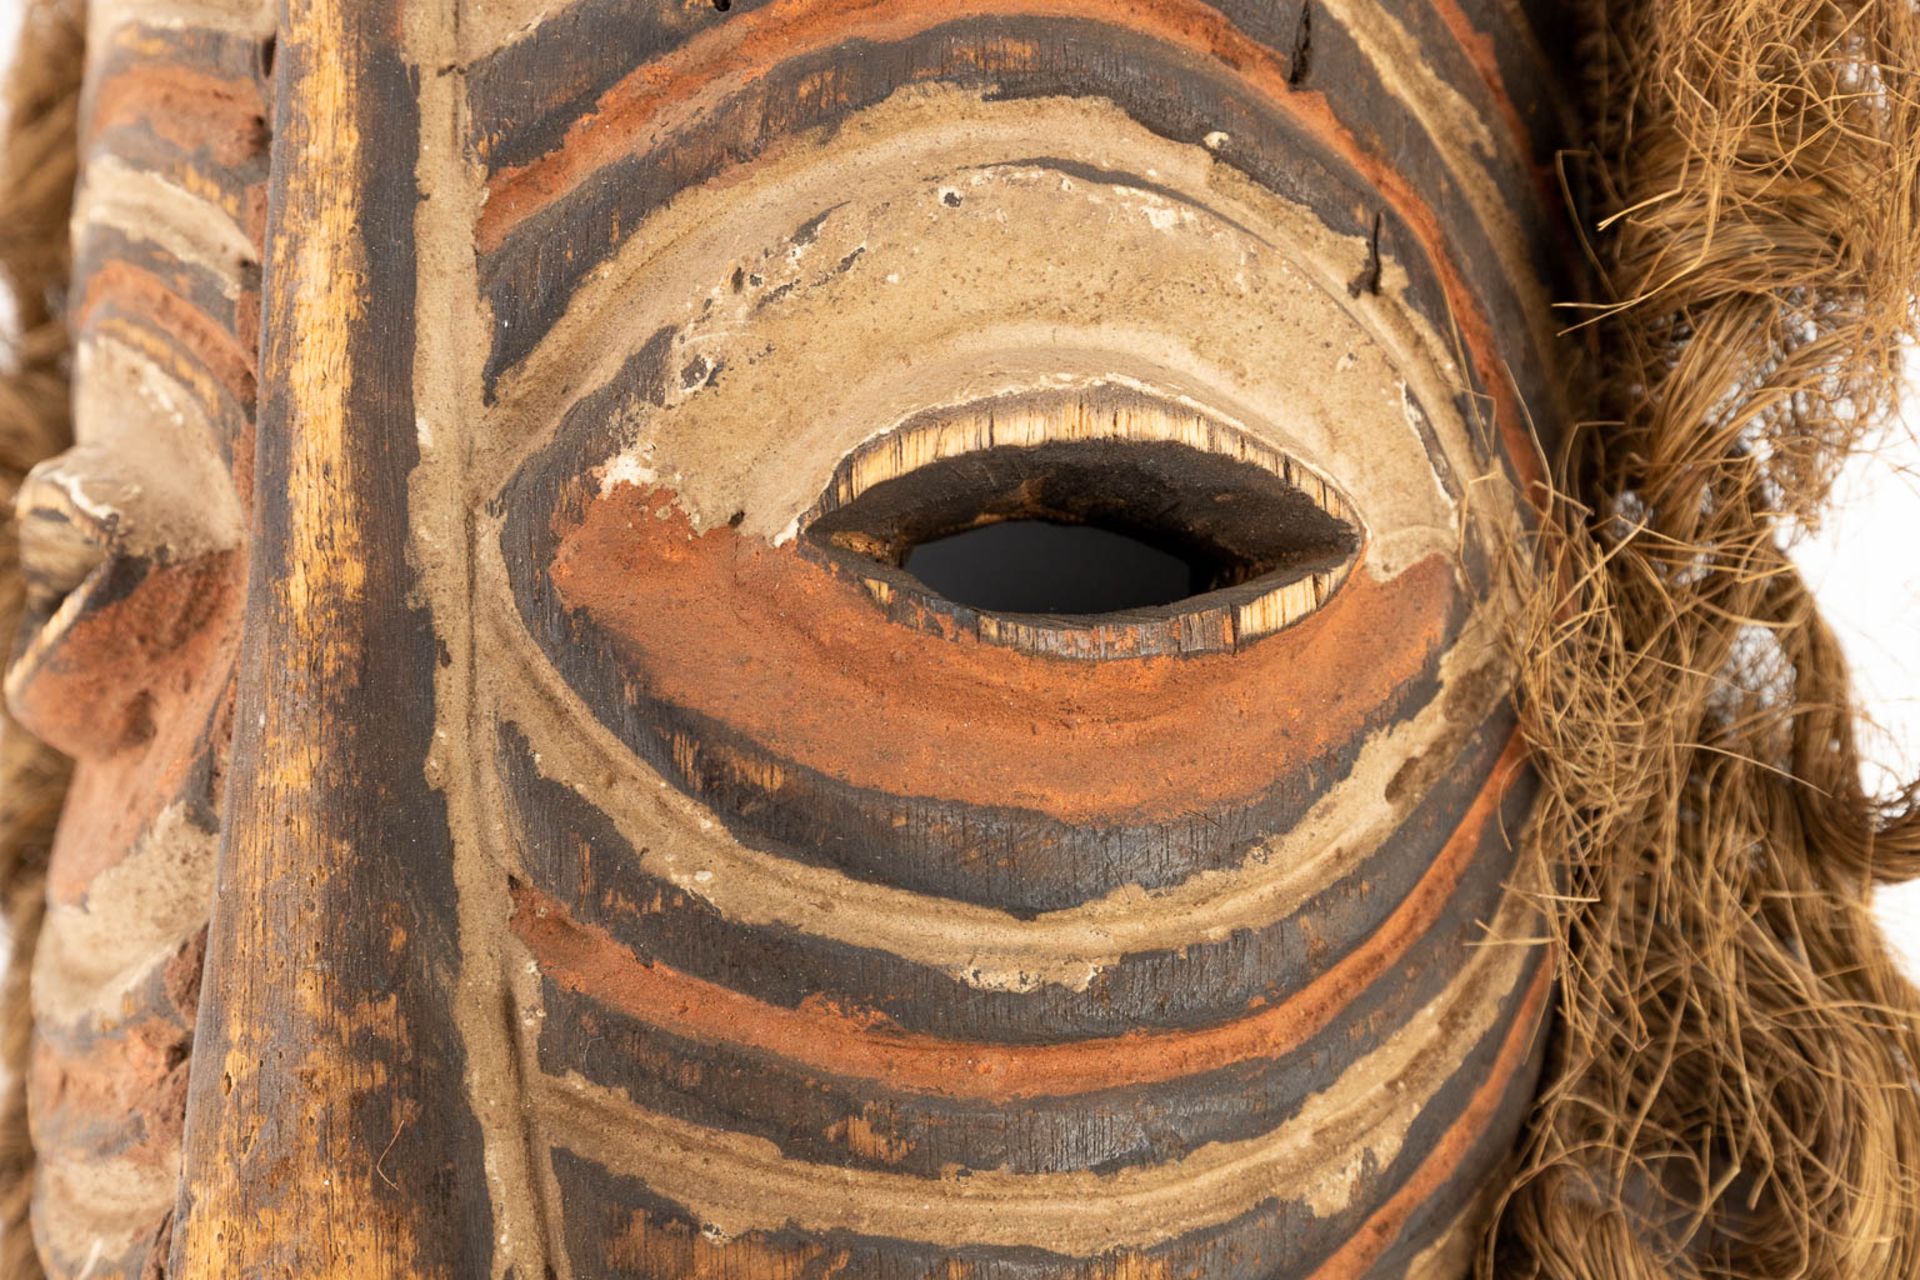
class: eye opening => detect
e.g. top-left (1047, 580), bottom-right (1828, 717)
top-left (903, 519), bottom-right (1214, 615)
top-left (799, 391), bottom-right (1364, 659)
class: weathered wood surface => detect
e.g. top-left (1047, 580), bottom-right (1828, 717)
top-left (10, 0), bottom-right (1584, 1275)
top-left (159, 0), bottom-right (497, 1273)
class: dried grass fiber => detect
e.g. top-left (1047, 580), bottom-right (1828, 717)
top-left (1486, 0), bottom-right (1920, 1275)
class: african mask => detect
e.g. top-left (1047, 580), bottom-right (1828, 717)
top-left (5, 0), bottom-right (1590, 1274)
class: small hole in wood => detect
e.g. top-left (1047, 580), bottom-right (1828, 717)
top-left (711, 0), bottom-right (732, 10)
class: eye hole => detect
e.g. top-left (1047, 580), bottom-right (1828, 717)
top-left (903, 520), bottom-right (1203, 614)
top-left (800, 392), bottom-right (1364, 658)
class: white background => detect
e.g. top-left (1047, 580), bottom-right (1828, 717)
top-left (0, 0), bottom-right (1915, 973)
top-left (1799, 437), bottom-right (1920, 974)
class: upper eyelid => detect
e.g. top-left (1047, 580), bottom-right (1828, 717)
top-left (801, 391), bottom-right (1360, 534)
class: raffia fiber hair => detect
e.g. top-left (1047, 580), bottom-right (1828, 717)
top-left (0, 2), bottom-right (80, 1278)
top-left (2, 1), bottom-right (1919, 1278)
top-left (1486, 0), bottom-right (1920, 1275)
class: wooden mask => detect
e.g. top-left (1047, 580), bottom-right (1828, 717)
top-left (8, 0), bottom-right (1580, 1274)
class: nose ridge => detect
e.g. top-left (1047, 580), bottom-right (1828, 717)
top-left (164, 6), bottom-right (493, 1276)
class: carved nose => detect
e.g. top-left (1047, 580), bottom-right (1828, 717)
top-left (164, 14), bottom-right (494, 1273)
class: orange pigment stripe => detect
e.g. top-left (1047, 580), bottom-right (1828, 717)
top-left (511, 734), bottom-right (1527, 1102)
top-left (77, 261), bottom-right (257, 407)
top-left (29, 556), bottom-right (242, 905)
top-left (29, 996), bottom-right (198, 1159)
top-left (1423, 0), bottom-right (1572, 245)
top-left (1425, 0), bottom-right (1535, 165)
top-left (1307, 956), bottom-right (1552, 1278)
top-left (475, 0), bottom-right (1543, 491)
top-left (87, 63), bottom-right (266, 169)
top-left (555, 505), bottom-right (1452, 825)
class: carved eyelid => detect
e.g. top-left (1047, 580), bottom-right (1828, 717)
top-left (793, 388), bottom-right (1366, 661)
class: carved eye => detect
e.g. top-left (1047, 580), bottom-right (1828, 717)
top-left (5, 428), bottom-right (244, 761)
top-left (799, 391), bottom-right (1363, 658)
top-left (13, 465), bottom-right (113, 635)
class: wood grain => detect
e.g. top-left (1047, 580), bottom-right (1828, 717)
top-left (163, 0), bottom-right (493, 1273)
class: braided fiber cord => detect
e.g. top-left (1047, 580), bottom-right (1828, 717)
top-left (1490, 2), bottom-right (1920, 1275)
